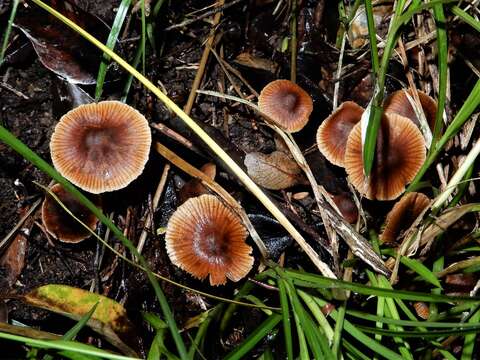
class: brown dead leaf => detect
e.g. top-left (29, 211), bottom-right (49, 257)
top-left (244, 151), bottom-right (305, 190)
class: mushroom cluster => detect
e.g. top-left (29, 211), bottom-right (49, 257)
top-left (44, 101), bottom-right (152, 243)
top-left (316, 89), bottom-right (435, 200)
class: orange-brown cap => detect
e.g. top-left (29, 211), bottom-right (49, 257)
top-left (165, 194), bottom-right (253, 286)
top-left (344, 113), bottom-right (426, 200)
top-left (41, 184), bottom-right (101, 243)
top-left (316, 101), bottom-right (364, 167)
top-left (258, 80), bottom-right (313, 132)
top-left (380, 192), bottom-right (430, 243)
top-left (384, 89), bottom-right (437, 129)
top-left (50, 101), bottom-right (152, 194)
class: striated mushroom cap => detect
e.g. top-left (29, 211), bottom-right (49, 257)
top-left (344, 113), bottom-right (426, 201)
top-left (258, 80), bottom-right (313, 132)
top-left (384, 89), bottom-right (437, 129)
top-left (41, 183), bottom-right (101, 243)
top-left (316, 101), bottom-right (364, 167)
top-left (380, 192), bottom-right (430, 243)
top-left (50, 101), bottom-right (152, 194)
top-left (165, 194), bottom-right (254, 286)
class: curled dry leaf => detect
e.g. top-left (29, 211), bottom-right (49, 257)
top-left (234, 52), bottom-right (279, 73)
top-left (14, 0), bottom-right (111, 84)
top-left (23, 284), bottom-right (139, 356)
top-left (244, 151), bottom-right (304, 190)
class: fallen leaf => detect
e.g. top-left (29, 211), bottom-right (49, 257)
top-left (14, 1), bottom-right (111, 84)
top-left (23, 284), bottom-right (139, 357)
top-left (244, 151), bottom-right (304, 190)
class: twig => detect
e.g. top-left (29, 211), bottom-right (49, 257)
top-left (165, 0), bottom-right (244, 31)
top-left (137, 164), bottom-right (170, 255)
top-left (0, 198), bottom-right (41, 254)
top-left (183, 0), bottom-right (225, 115)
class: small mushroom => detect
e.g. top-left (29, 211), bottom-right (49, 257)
top-left (244, 151), bottom-right (304, 190)
top-left (258, 80), bottom-right (313, 132)
top-left (41, 184), bottom-right (101, 243)
top-left (344, 113), bottom-right (426, 201)
top-left (165, 194), bottom-right (254, 286)
top-left (384, 89), bottom-right (437, 129)
top-left (316, 101), bottom-right (364, 167)
top-left (179, 163), bottom-right (216, 203)
top-left (50, 101), bottom-right (152, 194)
top-left (380, 192), bottom-right (430, 243)
top-left (332, 193), bottom-right (359, 224)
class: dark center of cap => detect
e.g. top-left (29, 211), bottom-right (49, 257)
top-left (193, 221), bottom-right (230, 263)
top-left (283, 92), bottom-right (299, 112)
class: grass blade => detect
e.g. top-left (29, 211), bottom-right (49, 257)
top-left (430, 3), bottom-right (448, 148)
top-left (278, 279), bottom-right (294, 360)
top-left (0, 0), bottom-right (20, 66)
top-left (451, 5), bottom-right (480, 33)
top-left (313, 297), bottom-right (404, 360)
top-left (461, 307), bottom-right (480, 360)
top-left (223, 314), bottom-right (281, 360)
top-left (408, 78), bottom-right (480, 189)
top-left (95, 0), bottom-right (132, 100)
top-left (282, 269), bottom-right (480, 303)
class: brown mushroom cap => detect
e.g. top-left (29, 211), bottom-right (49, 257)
top-left (380, 192), bottom-right (430, 243)
top-left (165, 194), bottom-right (253, 286)
top-left (344, 113), bottom-right (426, 200)
top-left (384, 89), bottom-right (437, 129)
top-left (258, 80), bottom-right (313, 132)
top-left (316, 101), bottom-right (364, 167)
top-left (41, 184), bottom-right (101, 243)
top-left (50, 101), bottom-right (152, 194)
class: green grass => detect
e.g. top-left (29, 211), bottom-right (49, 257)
top-left (0, 0), bottom-right (20, 66)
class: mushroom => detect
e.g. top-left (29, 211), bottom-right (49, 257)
top-left (332, 193), bottom-right (359, 224)
top-left (179, 163), bottom-right (216, 204)
top-left (165, 194), bottom-right (254, 286)
top-left (50, 101), bottom-right (152, 194)
top-left (244, 151), bottom-right (304, 190)
top-left (384, 89), bottom-right (437, 129)
top-left (380, 192), bottom-right (430, 243)
top-left (41, 183), bottom-right (101, 243)
top-left (316, 101), bottom-right (364, 167)
top-left (344, 113), bottom-right (426, 201)
top-left (258, 80), bottom-right (313, 132)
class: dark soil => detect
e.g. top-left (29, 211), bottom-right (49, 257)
top-left (0, 0), bottom-right (479, 359)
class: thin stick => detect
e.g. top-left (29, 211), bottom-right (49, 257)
top-left (136, 164), bottom-right (170, 255)
top-left (165, 0), bottom-right (243, 31)
top-left (183, 0), bottom-right (224, 115)
top-left (0, 198), bottom-right (41, 254)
